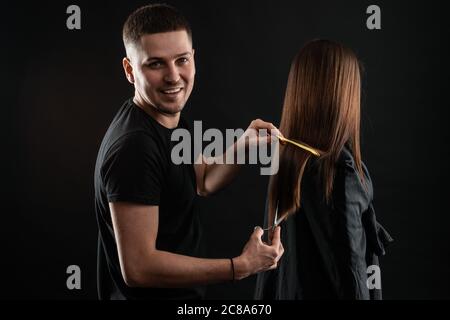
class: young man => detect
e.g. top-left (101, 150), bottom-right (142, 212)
top-left (94, 4), bottom-right (284, 300)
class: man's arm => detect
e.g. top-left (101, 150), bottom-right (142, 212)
top-left (195, 119), bottom-right (281, 196)
top-left (110, 201), bottom-right (283, 288)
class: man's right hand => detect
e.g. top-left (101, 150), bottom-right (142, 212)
top-left (232, 226), bottom-right (284, 280)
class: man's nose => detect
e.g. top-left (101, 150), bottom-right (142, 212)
top-left (163, 63), bottom-right (180, 84)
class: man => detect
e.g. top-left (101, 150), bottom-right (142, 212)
top-left (94, 4), bottom-right (283, 300)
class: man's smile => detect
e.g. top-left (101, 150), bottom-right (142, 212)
top-left (160, 87), bottom-right (183, 95)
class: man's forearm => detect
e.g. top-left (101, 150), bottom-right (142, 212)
top-left (197, 120), bottom-right (278, 195)
top-left (126, 250), bottom-right (248, 288)
top-left (200, 140), bottom-right (244, 195)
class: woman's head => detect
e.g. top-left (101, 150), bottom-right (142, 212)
top-left (269, 39), bottom-right (364, 223)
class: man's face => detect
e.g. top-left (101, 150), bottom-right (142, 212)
top-left (127, 30), bottom-right (195, 115)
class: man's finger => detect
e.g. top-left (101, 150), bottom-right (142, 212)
top-left (279, 243), bottom-right (284, 254)
top-left (259, 122), bottom-right (276, 131)
top-left (252, 226), bottom-right (264, 240)
top-left (250, 119), bottom-right (275, 130)
top-left (267, 262), bottom-right (278, 270)
top-left (268, 127), bottom-right (282, 137)
top-left (271, 226), bottom-right (281, 247)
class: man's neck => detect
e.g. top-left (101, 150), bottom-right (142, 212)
top-left (133, 97), bottom-right (180, 129)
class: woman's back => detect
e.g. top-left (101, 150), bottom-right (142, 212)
top-left (255, 146), bottom-right (392, 300)
top-left (257, 40), bottom-right (393, 300)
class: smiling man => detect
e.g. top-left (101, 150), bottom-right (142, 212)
top-left (94, 4), bottom-right (284, 300)
top-left (124, 29), bottom-right (194, 127)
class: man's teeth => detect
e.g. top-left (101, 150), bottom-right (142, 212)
top-left (162, 88), bottom-right (182, 94)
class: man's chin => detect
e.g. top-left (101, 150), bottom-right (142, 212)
top-left (157, 103), bottom-right (185, 115)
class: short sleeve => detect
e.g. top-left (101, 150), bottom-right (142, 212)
top-left (101, 132), bottom-right (164, 205)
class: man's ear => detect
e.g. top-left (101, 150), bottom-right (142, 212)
top-left (122, 57), bottom-right (134, 84)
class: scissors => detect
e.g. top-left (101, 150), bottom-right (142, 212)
top-left (262, 201), bottom-right (280, 232)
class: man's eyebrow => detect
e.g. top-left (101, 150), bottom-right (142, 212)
top-left (145, 52), bottom-right (192, 62)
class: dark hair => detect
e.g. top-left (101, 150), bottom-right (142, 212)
top-left (122, 4), bottom-right (192, 50)
top-left (268, 39), bottom-right (365, 225)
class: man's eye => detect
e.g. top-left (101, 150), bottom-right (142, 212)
top-left (148, 61), bottom-right (163, 68)
top-left (177, 57), bottom-right (189, 64)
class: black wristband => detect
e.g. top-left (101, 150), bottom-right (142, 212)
top-left (230, 258), bottom-right (235, 282)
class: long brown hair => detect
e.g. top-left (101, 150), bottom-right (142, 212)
top-left (268, 39), bottom-right (365, 227)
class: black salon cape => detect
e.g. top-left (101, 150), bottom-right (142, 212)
top-left (255, 147), bottom-right (393, 300)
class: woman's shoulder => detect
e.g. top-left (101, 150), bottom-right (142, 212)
top-left (335, 146), bottom-right (374, 204)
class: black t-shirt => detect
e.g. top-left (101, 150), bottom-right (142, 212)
top-left (94, 98), bottom-right (204, 300)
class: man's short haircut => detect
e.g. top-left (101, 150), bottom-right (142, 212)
top-left (122, 4), bottom-right (192, 53)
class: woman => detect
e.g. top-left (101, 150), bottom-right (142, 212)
top-left (255, 40), bottom-right (393, 300)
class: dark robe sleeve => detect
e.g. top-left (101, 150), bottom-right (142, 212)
top-left (331, 158), bottom-right (393, 299)
top-left (328, 157), bottom-right (371, 299)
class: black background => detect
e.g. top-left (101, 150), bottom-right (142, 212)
top-left (4, 0), bottom-right (449, 299)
